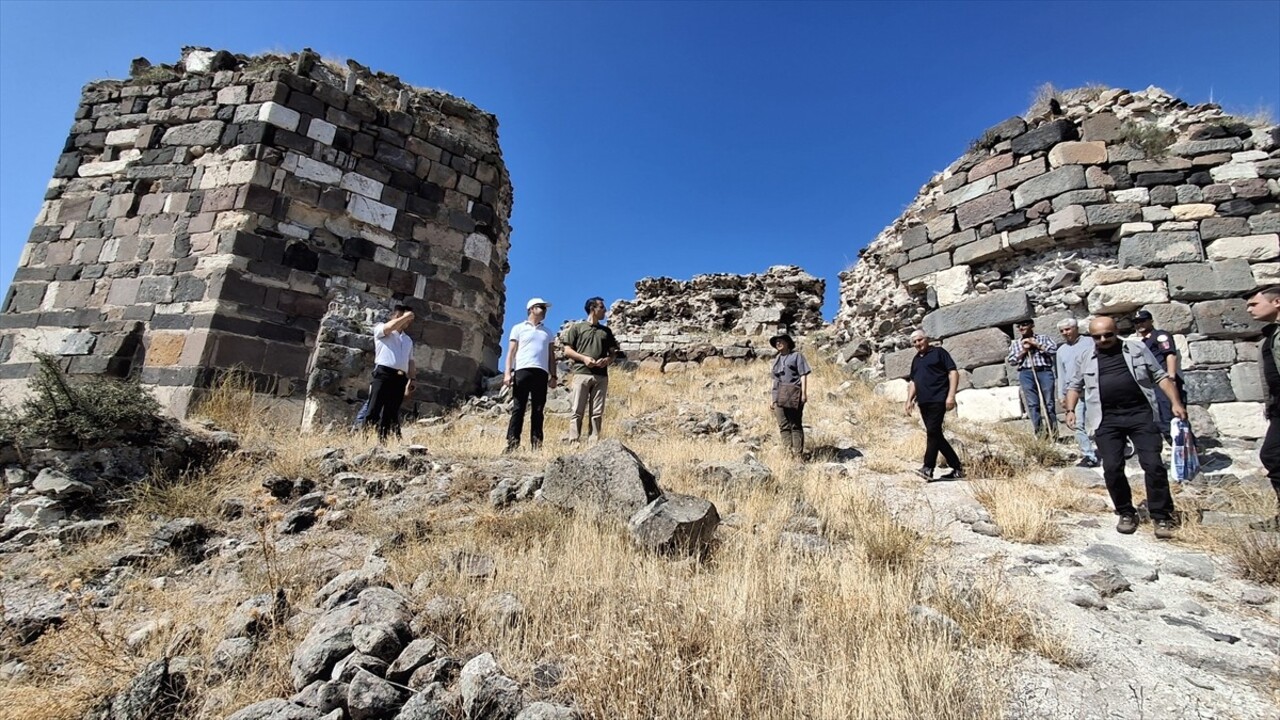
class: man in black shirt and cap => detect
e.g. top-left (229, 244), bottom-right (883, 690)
top-left (1064, 316), bottom-right (1187, 539)
top-left (1133, 309), bottom-right (1186, 441)
top-left (1246, 286), bottom-right (1280, 531)
top-left (904, 329), bottom-right (964, 482)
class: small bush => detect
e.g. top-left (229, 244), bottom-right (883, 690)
top-left (3, 353), bottom-right (160, 449)
top-left (967, 128), bottom-right (1003, 154)
top-left (1117, 121), bottom-right (1176, 158)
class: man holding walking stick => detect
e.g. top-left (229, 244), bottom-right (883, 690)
top-left (1007, 318), bottom-right (1059, 438)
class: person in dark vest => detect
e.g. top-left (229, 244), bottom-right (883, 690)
top-left (1246, 286), bottom-right (1280, 531)
top-left (904, 330), bottom-right (964, 482)
top-left (769, 333), bottom-right (811, 458)
top-left (1132, 309), bottom-right (1186, 442)
top-left (1064, 316), bottom-right (1186, 539)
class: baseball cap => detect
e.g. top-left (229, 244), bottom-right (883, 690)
top-left (526, 297), bottom-right (551, 310)
top-left (1133, 310), bottom-right (1153, 322)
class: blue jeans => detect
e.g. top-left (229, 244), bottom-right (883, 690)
top-left (1019, 368), bottom-right (1057, 436)
top-left (1069, 399), bottom-right (1097, 460)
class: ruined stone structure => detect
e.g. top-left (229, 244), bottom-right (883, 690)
top-left (835, 87), bottom-right (1279, 439)
top-left (0, 48), bottom-right (512, 427)
top-left (608, 266), bottom-right (824, 371)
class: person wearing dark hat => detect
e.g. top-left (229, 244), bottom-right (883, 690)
top-left (1132, 309), bottom-right (1185, 441)
top-left (904, 329), bottom-right (964, 481)
top-left (769, 333), bottom-right (811, 458)
top-left (1006, 318), bottom-right (1059, 437)
top-left (503, 297), bottom-right (557, 452)
top-left (1245, 285), bottom-right (1280, 531)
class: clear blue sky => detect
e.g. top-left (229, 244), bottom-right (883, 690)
top-left (2, 1), bottom-right (1278, 348)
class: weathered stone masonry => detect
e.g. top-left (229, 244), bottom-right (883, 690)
top-left (0, 48), bottom-right (513, 427)
top-left (835, 87), bottom-right (1280, 439)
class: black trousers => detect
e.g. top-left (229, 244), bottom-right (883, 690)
top-left (365, 365), bottom-right (409, 440)
top-left (918, 402), bottom-right (962, 471)
top-left (1260, 414), bottom-right (1280, 501)
top-left (1093, 405), bottom-right (1173, 520)
top-left (506, 368), bottom-right (549, 448)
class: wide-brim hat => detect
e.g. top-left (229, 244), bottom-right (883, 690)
top-left (526, 297), bottom-right (551, 310)
top-left (769, 334), bottom-right (795, 349)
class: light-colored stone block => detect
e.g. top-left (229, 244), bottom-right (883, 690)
top-left (347, 195), bottom-right (396, 231)
top-left (1048, 141), bottom-right (1108, 167)
top-left (307, 119), bottom-right (337, 145)
top-left (341, 172), bottom-right (384, 199)
top-left (293, 156), bottom-right (342, 185)
top-left (217, 85), bottom-right (249, 105)
top-left (1048, 205), bottom-right (1088, 236)
top-left (1252, 262), bottom-right (1280, 284)
top-left (1206, 234), bottom-right (1279, 261)
top-left (1210, 163), bottom-right (1258, 182)
top-left (1207, 402), bottom-right (1266, 439)
top-left (1230, 363), bottom-right (1264, 402)
top-left (105, 128), bottom-right (141, 146)
top-left (1112, 188), bottom-right (1150, 204)
top-left (1116, 222), bottom-right (1154, 238)
top-left (1087, 281), bottom-right (1169, 314)
top-left (956, 386), bottom-right (1023, 423)
top-left (463, 232), bottom-right (492, 265)
top-left (933, 266), bottom-right (973, 307)
top-left (1170, 204), bottom-right (1216, 221)
top-left (258, 101), bottom-right (300, 132)
top-left (1187, 340), bottom-right (1234, 367)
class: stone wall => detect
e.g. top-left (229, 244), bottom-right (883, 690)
top-left (835, 87), bottom-right (1279, 439)
top-left (0, 48), bottom-right (513, 427)
top-left (608, 265), bottom-right (824, 370)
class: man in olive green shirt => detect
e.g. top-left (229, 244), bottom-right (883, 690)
top-left (560, 296), bottom-right (621, 443)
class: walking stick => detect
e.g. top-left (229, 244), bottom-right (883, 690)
top-left (1031, 363), bottom-right (1059, 441)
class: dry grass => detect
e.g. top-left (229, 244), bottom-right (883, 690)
top-left (1, 348), bottom-right (1083, 720)
top-left (971, 479), bottom-right (1068, 544)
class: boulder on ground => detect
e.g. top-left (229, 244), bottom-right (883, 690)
top-left (541, 440), bottom-right (661, 518)
top-left (629, 494), bottom-right (720, 555)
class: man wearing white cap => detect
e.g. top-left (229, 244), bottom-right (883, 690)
top-left (503, 298), bottom-right (557, 451)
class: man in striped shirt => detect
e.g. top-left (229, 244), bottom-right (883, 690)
top-left (1007, 318), bottom-right (1058, 437)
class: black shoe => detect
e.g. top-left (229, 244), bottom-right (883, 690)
top-left (503, 443), bottom-right (518, 454)
top-left (1116, 514), bottom-right (1139, 535)
top-left (938, 468), bottom-right (966, 481)
top-left (915, 467), bottom-right (934, 481)
top-left (1076, 457), bottom-right (1099, 468)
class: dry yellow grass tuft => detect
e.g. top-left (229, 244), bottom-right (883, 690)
top-left (971, 479), bottom-right (1068, 545)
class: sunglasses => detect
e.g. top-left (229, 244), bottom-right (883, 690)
top-left (1089, 332), bottom-right (1117, 340)
top-left (531, 304), bottom-right (547, 310)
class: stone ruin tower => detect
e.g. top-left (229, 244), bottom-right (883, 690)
top-left (835, 86), bottom-right (1279, 440)
top-left (608, 265), bottom-right (825, 371)
top-left (0, 48), bottom-right (513, 428)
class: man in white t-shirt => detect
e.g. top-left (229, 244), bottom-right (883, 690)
top-left (364, 305), bottom-right (415, 440)
top-left (503, 298), bottom-right (557, 451)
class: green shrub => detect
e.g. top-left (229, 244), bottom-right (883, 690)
top-left (2, 353), bottom-right (161, 449)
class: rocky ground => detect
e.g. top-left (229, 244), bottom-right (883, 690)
top-left (1, 358), bottom-right (1277, 719)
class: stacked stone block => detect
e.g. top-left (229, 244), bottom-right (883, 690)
top-left (0, 48), bottom-right (513, 426)
top-left (608, 265), bottom-right (824, 370)
top-left (836, 87), bottom-right (1279, 439)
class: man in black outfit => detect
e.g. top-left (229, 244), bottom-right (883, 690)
top-left (1132, 309), bottom-right (1186, 441)
top-left (1246, 286), bottom-right (1280, 531)
top-left (1064, 316), bottom-right (1186, 539)
top-left (904, 330), bottom-right (964, 482)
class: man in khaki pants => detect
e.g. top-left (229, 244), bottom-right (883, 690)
top-left (560, 296), bottom-right (620, 443)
